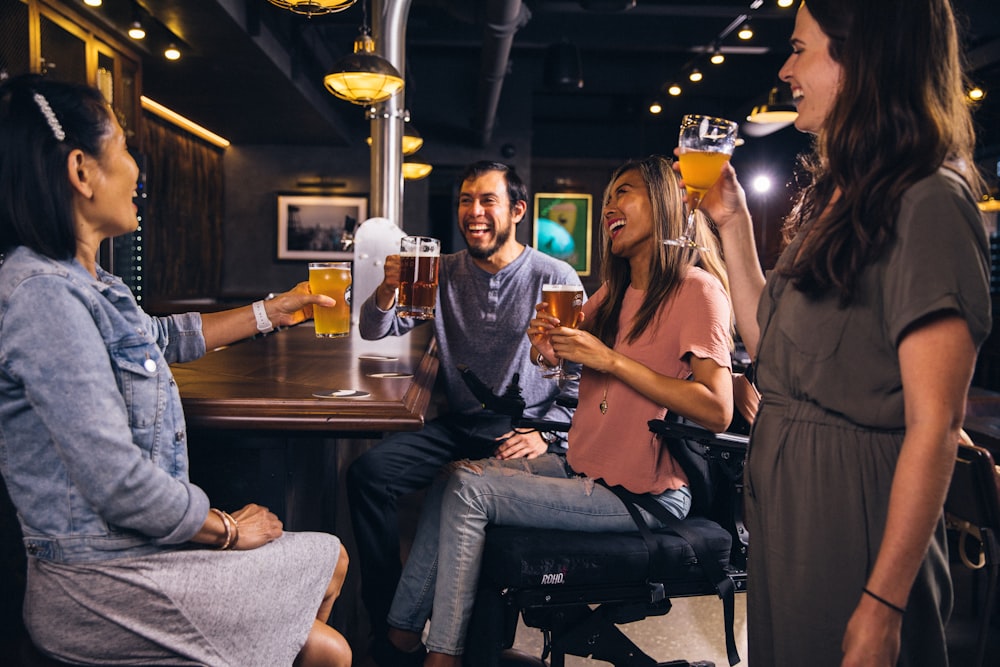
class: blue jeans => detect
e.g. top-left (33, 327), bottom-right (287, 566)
top-left (346, 412), bottom-right (514, 635)
top-left (387, 453), bottom-right (691, 655)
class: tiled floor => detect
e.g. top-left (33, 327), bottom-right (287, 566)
top-left (510, 593), bottom-right (747, 666)
top-left (503, 589), bottom-right (998, 667)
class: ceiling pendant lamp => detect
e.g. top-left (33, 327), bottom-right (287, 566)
top-left (402, 161), bottom-right (433, 181)
top-left (266, 0), bottom-right (357, 17)
top-left (748, 86), bottom-right (798, 124)
top-left (323, 0), bottom-right (404, 107)
top-left (367, 122), bottom-right (424, 155)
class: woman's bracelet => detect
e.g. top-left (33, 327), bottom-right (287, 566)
top-left (536, 351), bottom-right (553, 369)
top-left (862, 587), bottom-right (905, 614)
top-left (211, 508), bottom-right (240, 550)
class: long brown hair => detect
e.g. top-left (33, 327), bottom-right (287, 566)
top-left (586, 156), bottom-right (730, 348)
top-left (782, 0), bottom-right (981, 302)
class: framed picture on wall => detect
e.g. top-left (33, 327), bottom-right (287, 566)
top-left (276, 194), bottom-right (368, 260)
top-left (532, 193), bottom-right (592, 276)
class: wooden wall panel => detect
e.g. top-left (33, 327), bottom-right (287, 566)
top-left (141, 113), bottom-right (224, 304)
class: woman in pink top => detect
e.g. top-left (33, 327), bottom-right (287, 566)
top-left (380, 156), bottom-right (735, 666)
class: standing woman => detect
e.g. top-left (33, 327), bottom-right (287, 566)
top-left (701, 1), bottom-right (991, 665)
top-left (0, 74), bottom-right (350, 666)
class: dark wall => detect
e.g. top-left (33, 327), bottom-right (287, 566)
top-left (217, 64), bottom-right (538, 300)
top-left (220, 144), bottom-right (431, 299)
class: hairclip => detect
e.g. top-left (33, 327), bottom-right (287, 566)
top-left (32, 92), bottom-right (66, 142)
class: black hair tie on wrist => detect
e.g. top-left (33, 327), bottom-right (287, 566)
top-left (862, 587), bottom-right (905, 614)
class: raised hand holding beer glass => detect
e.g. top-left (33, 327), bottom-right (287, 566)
top-left (397, 236), bottom-right (440, 319)
top-left (539, 284), bottom-right (584, 381)
top-left (665, 114), bottom-right (739, 251)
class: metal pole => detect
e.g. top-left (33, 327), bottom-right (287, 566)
top-left (369, 0), bottom-right (411, 226)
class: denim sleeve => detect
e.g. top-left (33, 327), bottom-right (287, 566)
top-left (146, 311), bottom-right (206, 364)
top-left (0, 275), bottom-right (207, 541)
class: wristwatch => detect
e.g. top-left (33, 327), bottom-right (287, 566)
top-left (540, 431), bottom-right (559, 445)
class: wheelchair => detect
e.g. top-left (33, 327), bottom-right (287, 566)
top-left (457, 366), bottom-right (750, 667)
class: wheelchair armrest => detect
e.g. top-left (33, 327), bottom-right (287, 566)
top-left (649, 418), bottom-right (749, 457)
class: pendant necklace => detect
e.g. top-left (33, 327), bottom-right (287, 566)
top-left (599, 378), bottom-right (608, 415)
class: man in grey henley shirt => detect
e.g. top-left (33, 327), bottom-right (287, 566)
top-left (347, 161), bottom-right (582, 664)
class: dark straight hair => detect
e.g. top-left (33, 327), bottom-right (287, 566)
top-left (782, 0), bottom-right (980, 303)
top-left (0, 74), bottom-right (112, 259)
top-left (586, 155), bottom-right (730, 348)
top-left (458, 160), bottom-right (529, 213)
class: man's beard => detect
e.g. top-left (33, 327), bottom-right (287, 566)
top-left (466, 223), bottom-right (512, 260)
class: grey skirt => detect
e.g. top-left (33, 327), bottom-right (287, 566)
top-left (24, 531), bottom-right (341, 666)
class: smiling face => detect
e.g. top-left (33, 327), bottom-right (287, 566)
top-left (83, 110), bottom-right (140, 240)
top-left (456, 169), bottom-right (525, 261)
top-left (779, 3), bottom-right (843, 134)
top-left (602, 167), bottom-right (654, 262)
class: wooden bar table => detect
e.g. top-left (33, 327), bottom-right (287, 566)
top-left (171, 323), bottom-right (439, 648)
top-left (171, 321), bottom-right (438, 529)
top-left (172, 322), bottom-right (438, 434)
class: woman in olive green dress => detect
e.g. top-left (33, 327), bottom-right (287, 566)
top-left (697, 1), bottom-right (991, 665)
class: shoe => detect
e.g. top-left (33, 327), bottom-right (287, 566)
top-left (369, 634), bottom-right (426, 667)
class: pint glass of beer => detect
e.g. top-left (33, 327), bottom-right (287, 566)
top-left (309, 261), bottom-right (352, 338)
top-left (397, 236), bottom-right (440, 319)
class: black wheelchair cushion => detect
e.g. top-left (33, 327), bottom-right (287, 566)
top-left (480, 519), bottom-right (732, 590)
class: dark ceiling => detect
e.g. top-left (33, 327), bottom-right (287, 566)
top-left (71, 0), bottom-right (1000, 170)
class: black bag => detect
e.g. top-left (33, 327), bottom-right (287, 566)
top-left (649, 411), bottom-right (714, 516)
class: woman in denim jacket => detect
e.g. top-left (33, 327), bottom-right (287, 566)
top-left (0, 74), bottom-right (351, 666)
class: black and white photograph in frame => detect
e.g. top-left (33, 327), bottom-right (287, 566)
top-left (276, 194), bottom-right (367, 260)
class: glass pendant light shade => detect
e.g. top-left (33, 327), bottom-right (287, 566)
top-left (402, 161), bottom-right (433, 180)
top-left (324, 29), bottom-right (404, 105)
top-left (266, 0), bottom-right (357, 16)
top-left (367, 124), bottom-right (423, 155)
top-left (748, 87), bottom-right (798, 124)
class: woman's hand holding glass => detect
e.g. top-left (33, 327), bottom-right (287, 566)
top-left (529, 304), bottom-right (618, 377)
top-left (531, 286), bottom-right (584, 381)
top-left (273, 281), bottom-right (337, 327)
top-left (528, 302), bottom-right (564, 368)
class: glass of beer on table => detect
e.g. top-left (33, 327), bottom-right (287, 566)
top-left (397, 236), bottom-right (440, 319)
top-left (309, 261), bottom-right (352, 338)
top-left (540, 283), bottom-right (584, 381)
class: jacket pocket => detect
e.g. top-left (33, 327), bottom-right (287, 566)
top-left (109, 338), bottom-right (161, 431)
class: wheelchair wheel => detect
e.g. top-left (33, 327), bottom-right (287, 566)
top-left (498, 647), bottom-right (548, 667)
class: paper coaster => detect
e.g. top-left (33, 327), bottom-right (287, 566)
top-left (366, 372), bottom-right (414, 379)
top-left (313, 389), bottom-right (371, 399)
top-left (358, 354), bottom-right (399, 361)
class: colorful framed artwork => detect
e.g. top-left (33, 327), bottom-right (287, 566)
top-left (276, 194), bottom-right (367, 260)
top-left (533, 192), bottom-right (593, 276)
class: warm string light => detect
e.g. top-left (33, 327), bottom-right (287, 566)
top-left (649, 0), bottom-right (794, 107)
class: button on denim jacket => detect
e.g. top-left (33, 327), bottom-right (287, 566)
top-left (0, 247), bottom-right (210, 564)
